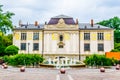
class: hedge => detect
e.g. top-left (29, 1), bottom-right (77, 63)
top-left (84, 54), bottom-right (118, 66)
top-left (2, 54), bottom-right (44, 66)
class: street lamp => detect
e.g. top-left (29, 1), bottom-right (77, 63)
top-left (28, 43), bottom-right (30, 54)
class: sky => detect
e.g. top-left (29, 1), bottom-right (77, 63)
top-left (1, 0), bottom-right (120, 27)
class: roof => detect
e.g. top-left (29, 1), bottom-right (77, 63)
top-left (52, 14), bottom-right (73, 18)
top-left (14, 15), bottom-right (113, 30)
top-left (48, 14), bottom-right (75, 25)
top-left (14, 23), bottom-right (113, 30)
top-left (79, 23), bottom-right (113, 30)
top-left (14, 24), bottom-right (44, 30)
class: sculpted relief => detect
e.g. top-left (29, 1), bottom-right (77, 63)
top-left (45, 18), bottom-right (78, 29)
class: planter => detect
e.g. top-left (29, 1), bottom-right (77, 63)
top-left (60, 68), bottom-right (65, 74)
top-left (100, 67), bottom-right (105, 72)
top-left (20, 66), bottom-right (25, 72)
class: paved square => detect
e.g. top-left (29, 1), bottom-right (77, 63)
top-left (0, 66), bottom-right (120, 80)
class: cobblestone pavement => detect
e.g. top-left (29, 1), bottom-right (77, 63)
top-left (0, 66), bottom-right (120, 80)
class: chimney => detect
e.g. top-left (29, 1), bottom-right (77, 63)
top-left (35, 21), bottom-right (38, 26)
top-left (19, 20), bottom-right (22, 26)
top-left (91, 19), bottom-right (94, 27)
top-left (45, 21), bottom-right (47, 25)
top-left (76, 19), bottom-right (78, 24)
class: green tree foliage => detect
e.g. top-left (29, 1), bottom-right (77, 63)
top-left (98, 16), bottom-right (120, 43)
top-left (0, 5), bottom-right (14, 34)
top-left (98, 16), bottom-right (120, 29)
top-left (0, 34), bottom-right (13, 56)
top-left (4, 45), bottom-right (19, 56)
top-left (2, 54), bottom-right (44, 66)
top-left (0, 45), bottom-right (6, 56)
top-left (111, 43), bottom-right (120, 52)
top-left (84, 54), bottom-right (118, 66)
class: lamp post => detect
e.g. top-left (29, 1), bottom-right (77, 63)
top-left (28, 43), bottom-right (30, 54)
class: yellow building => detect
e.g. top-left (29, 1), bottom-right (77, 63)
top-left (13, 15), bottom-right (114, 60)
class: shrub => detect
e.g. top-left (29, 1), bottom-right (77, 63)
top-left (2, 54), bottom-right (44, 66)
top-left (4, 45), bottom-right (19, 55)
top-left (111, 49), bottom-right (119, 52)
top-left (0, 45), bottom-right (6, 56)
top-left (84, 54), bottom-right (118, 66)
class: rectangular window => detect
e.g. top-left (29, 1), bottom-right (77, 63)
top-left (33, 33), bottom-right (39, 40)
top-left (21, 33), bottom-right (27, 40)
top-left (84, 33), bottom-right (90, 40)
top-left (84, 43), bottom-right (90, 51)
top-left (21, 43), bottom-right (26, 50)
top-left (33, 43), bottom-right (39, 50)
top-left (98, 44), bottom-right (104, 51)
top-left (97, 33), bottom-right (104, 40)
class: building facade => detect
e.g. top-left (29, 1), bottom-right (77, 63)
top-left (13, 15), bottom-right (114, 59)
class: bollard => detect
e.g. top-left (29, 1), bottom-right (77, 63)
top-left (116, 64), bottom-right (120, 70)
top-left (100, 67), bottom-right (105, 72)
top-left (60, 68), bottom-right (65, 74)
top-left (2, 63), bottom-right (8, 69)
top-left (3, 65), bottom-right (8, 69)
top-left (20, 66), bottom-right (25, 72)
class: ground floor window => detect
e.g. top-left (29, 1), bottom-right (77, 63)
top-left (98, 43), bottom-right (104, 51)
top-left (21, 43), bottom-right (26, 50)
top-left (33, 43), bottom-right (39, 50)
top-left (84, 43), bottom-right (90, 51)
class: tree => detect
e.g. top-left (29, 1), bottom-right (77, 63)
top-left (4, 45), bottom-right (19, 56)
top-left (0, 33), bottom-right (13, 56)
top-left (0, 5), bottom-right (14, 34)
top-left (97, 16), bottom-right (120, 43)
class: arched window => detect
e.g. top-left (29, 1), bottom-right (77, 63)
top-left (60, 35), bottom-right (63, 41)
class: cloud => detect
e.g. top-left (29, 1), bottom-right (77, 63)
top-left (1, 0), bottom-right (120, 26)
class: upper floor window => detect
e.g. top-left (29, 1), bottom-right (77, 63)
top-left (97, 33), bottom-right (104, 40)
top-left (84, 43), bottom-right (90, 51)
top-left (84, 33), bottom-right (90, 40)
top-left (60, 35), bottom-right (63, 41)
top-left (21, 43), bottom-right (26, 50)
top-left (21, 33), bottom-right (27, 40)
top-left (33, 33), bottom-right (39, 40)
top-left (98, 43), bottom-right (104, 51)
top-left (33, 43), bottom-right (39, 50)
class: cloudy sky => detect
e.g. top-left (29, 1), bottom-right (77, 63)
top-left (1, 0), bottom-right (120, 26)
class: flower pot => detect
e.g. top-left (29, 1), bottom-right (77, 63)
top-left (60, 68), bottom-right (65, 74)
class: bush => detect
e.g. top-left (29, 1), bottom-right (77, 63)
top-left (84, 54), bottom-right (118, 66)
top-left (0, 45), bottom-right (6, 56)
top-left (111, 49), bottom-right (119, 52)
top-left (2, 54), bottom-right (44, 66)
top-left (4, 45), bottom-right (19, 56)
